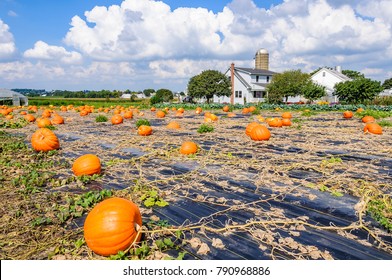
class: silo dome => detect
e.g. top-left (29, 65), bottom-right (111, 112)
top-left (255, 48), bottom-right (269, 70)
top-left (256, 48), bottom-right (269, 55)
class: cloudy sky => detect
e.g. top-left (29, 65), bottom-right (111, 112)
top-left (0, 0), bottom-right (391, 92)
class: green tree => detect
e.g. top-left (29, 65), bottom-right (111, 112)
top-left (187, 70), bottom-right (231, 103)
top-left (341, 70), bottom-right (365, 80)
top-left (302, 82), bottom-right (326, 102)
top-left (149, 95), bottom-right (162, 105)
top-left (155, 88), bottom-right (173, 102)
top-left (382, 78), bottom-right (392, 89)
top-left (266, 70), bottom-right (311, 103)
top-left (334, 78), bottom-right (383, 104)
top-left (143, 88), bottom-right (155, 97)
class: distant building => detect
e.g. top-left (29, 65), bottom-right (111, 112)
top-left (310, 66), bottom-right (352, 103)
top-left (120, 93), bottom-right (131, 99)
top-left (213, 48), bottom-right (277, 105)
top-left (379, 88), bottom-right (392, 97)
top-left (0, 88), bottom-right (29, 106)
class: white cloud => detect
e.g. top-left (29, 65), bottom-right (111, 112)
top-left (8, 10), bottom-right (18, 17)
top-left (64, 0), bottom-right (237, 60)
top-left (24, 41), bottom-right (82, 64)
top-left (0, 19), bottom-right (16, 60)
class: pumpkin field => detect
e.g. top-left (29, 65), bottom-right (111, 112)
top-left (0, 103), bottom-right (392, 260)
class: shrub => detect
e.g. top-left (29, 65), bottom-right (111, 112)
top-left (136, 119), bottom-right (151, 128)
top-left (197, 124), bottom-right (214, 133)
top-left (95, 115), bottom-right (108, 122)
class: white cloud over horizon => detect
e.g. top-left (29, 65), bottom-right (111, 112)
top-left (0, 19), bottom-right (16, 61)
top-left (0, 0), bottom-right (392, 91)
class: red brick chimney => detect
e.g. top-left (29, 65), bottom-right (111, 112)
top-left (230, 63), bottom-right (235, 105)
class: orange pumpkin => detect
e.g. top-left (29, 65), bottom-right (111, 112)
top-left (24, 114), bottom-right (36, 122)
top-left (222, 105), bottom-right (230, 112)
top-left (138, 125), bottom-right (152, 136)
top-left (343, 111), bottom-right (353, 119)
top-left (167, 121), bottom-right (181, 129)
top-left (248, 106), bottom-right (256, 113)
top-left (195, 107), bottom-right (202, 114)
top-left (268, 118), bottom-right (283, 127)
top-left (123, 111), bottom-right (133, 119)
top-left (242, 107), bottom-right (250, 114)
top-left (37, 117), bottom-right (52, 128)
top-left (51, 114), bottom-right (64, 125)
top-left (84, 197), bottom-right (142, 256)
top-left (72, 154), bottom-right (101, 176)
top-left (362, 116), bottom-right (375, 123)
top-left (227, 112), bottom-right (236, 118)
top-left (364, 123), bottom-right (382, 135)
top-left (150, 107), bottom-right (156, 112)
top-left (249, 125), bottom-right (271, 141)
top-left (111, 114), bottom-right (123, 125)
top-left (356, 108), bottom-right (364, 113)
top-left (5, 114), bottom-right (13, 120)
top-left (205, 113), bottom-right (218, 122)
top-left (281, 112), bottom-right (292, 119)
top-left (180, 141), bottom-right (198, 155)
top-left (246, 122), bottom-right (261, 136)
top-left (156, 111), bottom-right (166, 118)
top-left (80, 110), bottom-right (89, 116)
top-left (31, 128), bottom-right (60, 152)
top-left (282, 118), bottom-right (292, 126)
top-left (42, 110), bottom-right (51, 118)
top-left (177, 108), bottom-right (185, 113)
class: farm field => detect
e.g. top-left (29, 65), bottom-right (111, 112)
top-left (0, 104), bottom-right (392, 260)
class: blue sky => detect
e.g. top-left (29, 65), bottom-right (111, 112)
top-left (0, 0), bottom-right (391, 91)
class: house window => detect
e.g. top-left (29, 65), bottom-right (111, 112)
top-left (235, 91), bottom-right (242, 98)
top-left (253, 91), bottom-right (264, 98)
top-left (256, 75), bottom-right (259, 82)
top-left (266, 76), bottom-right (270, 83)
top-left (322, 72), bottom-right (326, 77)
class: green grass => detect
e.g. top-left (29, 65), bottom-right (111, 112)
top-left (95, 115), bottom-right (108, 122)
top-left (355, 110), bottom-right (392, 119)
top-left (378, 120), bottom-right (392, 127)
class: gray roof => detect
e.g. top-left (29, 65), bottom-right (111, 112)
top-left (236, 67), bottom-right (277, 76)
top-left (0, 88), bottom-right (23, 98)
top-left (0, 88), bottom-right (28, 105)
top-left (313, 68), bottom-right (351, 82)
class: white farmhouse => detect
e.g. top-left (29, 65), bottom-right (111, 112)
top-left (380, 88), bottom-right (392, 97)
top-left (310, 66), bottom-right (351, 103)
top-left (213, 48), bottom-right (277, 105)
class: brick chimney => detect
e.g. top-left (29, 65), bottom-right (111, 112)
top-left (230, 63), bottom-right (235, 105)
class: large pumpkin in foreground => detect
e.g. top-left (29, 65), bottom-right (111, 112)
top-left (84, 197), bottom-right (142, 256)
top-left (72, 154), bottom-right (101, 176)
top-left (31, 128), bottom-right (60, 152)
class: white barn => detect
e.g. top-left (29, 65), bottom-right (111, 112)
top-left (310, 66), bottom-right (351, 103)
